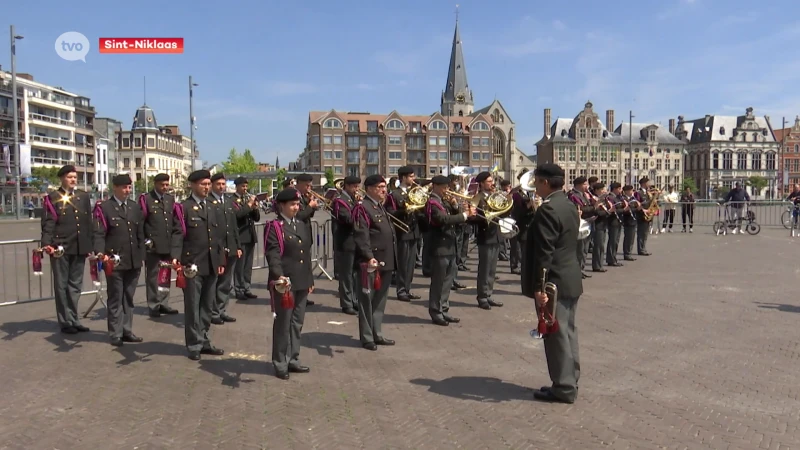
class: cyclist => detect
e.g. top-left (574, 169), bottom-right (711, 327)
top-left (723, 182), bottom-right (750, 234)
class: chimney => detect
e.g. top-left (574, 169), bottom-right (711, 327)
top-left (544, 108), bottom-right (551, 137)
top-left (668, 118), bottom-right (676, 135)
top-left (606, 110), bottom-right (615, 132)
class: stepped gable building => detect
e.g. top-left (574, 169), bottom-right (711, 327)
top-left (299, 19), bottom-right (534, 180)
top-left (772, 116), bottom-right (800, 193)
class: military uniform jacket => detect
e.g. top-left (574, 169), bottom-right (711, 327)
top-left (139, 190), bottom-right (174, 255)
top-left (634, 187), bottom-right (653, 221)
top-left (233, 193), bottom-right (260, 245)
top-left (621, 194), bottom-right (638, 227)
top-left (41, 188), bottom-right (93, 255)
top-left (295, 193), bottom-right (316, 237)
top-left (353, 196), bottom-right (397, 271)
top-left (212, 193), bottom-right (241, 254)
top-left (385, 187), bottom-right (421, 241)
top-left (425, 193), bottom-right (466, 257)
top-left (568, 188), bottom-right (596, 220)
top-left (331, 192), bottom-right (357, 252)
top-left (592, 194), bottom-right (612, 231)
top-left (264, 216), bottom-right (313, 291)
top-left (522, 190), bottom-right (583, 300)
top-left (467, 191), bottom-right (505, 245)
top-left (606, 192), bottom-right (625, 226)
top-left (511, 190), bottom-right (537, 242)
top-left (93, 198), bottom-right (145, 271)
top-left (171, 196), bottom-right (225, 277)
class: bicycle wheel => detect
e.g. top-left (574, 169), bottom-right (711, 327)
top-left (713, 221), bottom-right (726, 235)
top-left (782, 211), bottom-right (791, 229)
top-left (745, 222), bottom-right (761, 235)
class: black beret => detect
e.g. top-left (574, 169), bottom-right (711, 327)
top-left (431, 175), bottom-right (450, 186)
top-left (234, 177), bottom-right (248, 185)
top-left (275, 188), bottom-right (301, 203)
top-left (517, 168), bottom-right (529, 180)
top-left (500, 179), bottom-right (512, 187)
top-left (573, 176), bottom-right (587, 185)
top-left (475, 171), bottom-right (492, 183)
top-left (639, 176), bottom-right (649, 184)
top-left (153, 173), bottom-right (169, 183)
top-left (609, 182), bottom-right (622, 190)
top-left (296, 173), bottom-right (313, 182)
top-left (534, 163), bottom-right (565, 179)
top-left (112, 174), bottom-right (132, 186)
top-left (363, 174), bottom-right (386, 187)
top-left (344, 176), bottom-right (361, 185)
top-left (592, 182), bottom-right (605, 192)
top-left (57, 165), bottom-right (76, 177)
top-left (210, 173), bottom-right (225, 182)
top-left (188, 170), bottom-right (211, 182)
top-left (588, 176), bottom-right (598, 184)
top-left (623, 185), bottom-right (634, 191)
top-left (418, 178), bottom-right (432, 186)
top-left (397, 166), bottom-right (414, 176)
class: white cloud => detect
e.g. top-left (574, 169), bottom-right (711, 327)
top-left (552, 20), bottom-right (566, 31)
top-left (262, 81), bottom-right (317, 96)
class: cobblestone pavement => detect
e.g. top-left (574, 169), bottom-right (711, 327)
top-left (1, 228), bottom-right (800, 449)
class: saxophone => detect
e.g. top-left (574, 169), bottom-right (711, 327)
top-left (642, 188), bottom-right (661, 222)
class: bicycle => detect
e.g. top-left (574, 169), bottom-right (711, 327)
top-left (713, 203), bottom-right (760, 235)
top-left (781, 203), bottom-right (800, 231)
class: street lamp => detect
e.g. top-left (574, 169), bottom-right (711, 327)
top-left (10, 25), bottom-right (23, 219)
top-left (189, 76), bottom-right (198, 171)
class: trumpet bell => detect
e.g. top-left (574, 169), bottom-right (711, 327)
top-left (518, 171), bottom-right (537, 192)
top-left (144, 238), bottom-right (154, 251)
top-left (183, 264), bottom-right (198, 279)
top-left (498, 217), bottom-right (518, 238)
top-left (51, 245), bottom-right (65, 258)
top-left (273, 278), bottom-right (291, 293)
top-left (578, 219), bottom-right (591, 240)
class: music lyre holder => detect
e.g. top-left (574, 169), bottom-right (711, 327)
top-left (82, 253), bottom-right (108, 318)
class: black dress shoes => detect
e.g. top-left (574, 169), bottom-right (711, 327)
top-left (61, 326), bottom-right (78, 334)
top-left (211, 317), bottom-right (224, 325)
top-left (363, 343), bottom-right (377, 351)
top-left (221, 314), bottom-right (236, 323)
top-left (122, 334), bottom-right (143, 343)
top-left (624, 257), bottom-right (637, 261)
top-left (275, 371), bottom-right (289, 380)
top-left (376, 338), bottom-right (395, 346)
top-left (451, 282), bottom-right (467, 290)
top-left (608, 262), bottom-right (623, 267)
top-left (431, 317), bottom-right (449, 326)
top-left (200, 346), bottom-right (224, 356)
top-left (511, 268), bottom-right (521, 275)
top-left (478, 302), bottom-right (492, 310)
top-left (149, 310), bottom-right (161, 318)
top-left (188, 351), bottom-right (201, 361)
top-left (443, 315), bottom-right (460, 323)
top-left (581, 273), bottom-right (591, 279)
top-left (342, 307), bottom-right (357, 316)
top-left (288, 364), bottom-right (310, 373)
top-left (74, 325), bottom-right (90, 332)
top-left (244, 291), bottom-right (258, 299)
top-left (110, 337), bottom-right (123, 347)
top-left (160, 305), bottom-right (179, 315)
top-left (593, 268), bottom-right (607, 273)
top-left (306, 299), bottom-right (315, 306)
top-left (532, 389), bottom-right (574, 404)
top-left (396, 295), bottom-right (411, 302)
top-left (488, 299), bottom-right (503, 307)
top-left (408, 293), bottom-right (421, 300)
top-left (638, 252), bottom-right (651, 256)
top-left (458, 265), bottom-right (469, 271)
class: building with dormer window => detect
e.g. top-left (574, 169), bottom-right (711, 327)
top-left (772, 116), bottom-right (800, 193)
top-left (675, 107), bottom-right (778, 198)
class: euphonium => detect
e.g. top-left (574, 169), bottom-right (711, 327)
top-left (642, 188), bottom-right (661, 222)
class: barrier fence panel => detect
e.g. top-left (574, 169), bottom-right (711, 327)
top-left (646, 200), bottom-right (792, 231)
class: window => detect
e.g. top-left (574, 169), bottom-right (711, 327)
top-left (634, 158), bottom-right (640, 170)
top-left (323, 118), bottom-right (342, 128)
top-left (366, 136), bottom-right (379, 149)
top-left (795, 144), bottom-right (799, 153)
top-left (439, 152), bottom-right (447, 160)
top-left (430, 152), bottom-right (438, 160)
top-left (481, 138), bottom-right (490, 146)
top-left (409, 122), bottom-right (422, 133)
top-left (438, 137), bottom-right (447, 146)
top-left (334, 166), bottom-right (343, 174)
top-left (610, 148), bottom-right (618, 162)
top-left (429, 137), bottom-right (437, 147)
top-left (590, 146), bottom-right (598, 162)
top-left (147, 137), bottom-right (155, 148)
top-left (649, 130), bottom-right (656, 141)
top-left (347, 151), bottom-right (359, 163)
top-left (472, 152), bottom-right (481, 160)
top-left (347, 166), bottom-right (358, 177)
top-left (472, 137), bottom-right (480, 146)
top-left (323, 135), bottom-right (332, 144)
top-left (347, 120), bottom-right (360, 132)
top-left (366, 151), bottom-right (379, 164)
top-left (347, 136), bottom-right (360, 149)
top-left (580, 146), bottom-right (588, 161)
top-left (123, 157), bottom-right (130, 168)
top-left (766, 152), bottom-right (776, 170)
top-left (722, 152), bottom-right (732, 170)
top-left (323, 151), bottom-right (333, 160)
top-left (122, 137), bottom-right (130, 148)
top-left (333, 135), bottom-right (342, 145)
top-left (752, 151), bottom-right (762, 170)
top-left (388, 136), bottom-right (401, 146)
top-left (482, 153), bottom-right (491, 160)
top-left (590, 129), bottom-right (598, 139)
top-left (334, 151), bottom-right (342, 159)
top-left (134, 137), bottom-right (141, 148)
top-left (712, 152), bottom-right (719, 169)
top-left (429, 167), bottom-right (438, 175)
top-left (737, 152), bottom-right (747, 170)
top-left (135, 158), bottom-right (142, 168)
top-left (388, 151), bottom-right (402, 160)
top-left (672, 158), bottom-right (679, 171)
top-left (386, 119), bottom-right (404, 130)
top-left (568, 148), bottom-right (576, 161)
top-left (472, 121), bottom-right (490, 131)
top-left (600, 169), bottom-right (608, 181)
top-left (366, 121), bottom-right (378, 132)
top-left (557, 147), bottom-right (566, 161)
top-left (388, 166), bottom-right (400, 175)
top-left (366, 166), bottom-right (378, 176)
top-left (569, 169), bottom-right (576, 182)
top-left (579, 129), bottom-right (586, 139)
top-left (625, 159), bottom-right (630, 169)
top-left (430, 120), bottom-right (447, 130)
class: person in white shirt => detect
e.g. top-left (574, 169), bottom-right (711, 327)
top-left (661, 185), bottom-right (680, 233)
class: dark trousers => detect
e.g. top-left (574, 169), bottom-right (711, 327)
top-left (663, 209), bottom-right (675, 229)
top-left (681, 207), bottom-right (694, 230)
top-left (459, 227), bottom-right (470, 265)
top-left (213, 254), bottom-right (237, 318)
top-left (606, 223), bottom-right (621, 265)
top-left (106, 268), bottom-right (140, 338)
top-left (357, 268), bottom-right (391, 345)
top-left (234, 243), bottom-right (255, 295)
top-left (416, 238), bottom-right (423, 265)
top-left (509, 235), bottom-right (522, 271)
top-left (395, 240), bottom-right (417, 297)
top-left (422, 232), bottom-right (433, 275)
top-left (543, 296), bottom-right (580, 403)
top-left (623, 225), bottom-right (636, 257)
top-left (591, 228), bottom-right (607, 270)
top-left (272, 289), bottom-right (309, 373)
top-left (429, 254), bottom-right (457, 319)
top-left (335, 251), bottom-right (356, 310)
top-left (576, 236), bottom-right (589, 271)
top-left (636, 220), bottom-right (650, 254)
top-left (145, 252), bottom-right (171, 312)
top-left (477, 244), bottom-right (500, 303)
top-left (52, 254), bottom-right (86, 328)
top-left (183, 273), bottom-right (216, 352)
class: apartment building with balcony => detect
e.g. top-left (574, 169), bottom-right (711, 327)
top-left (95, 117), bottom-right (122, 180)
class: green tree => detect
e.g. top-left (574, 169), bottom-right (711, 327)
top-left (682, 176), bottom-right (698, 194)
top-left (275, 168), bottom-right (287, 189)
top-left (714, 185), bottom-right (730, 200)
top-left (30, 166), bottom-right (60, 191)
top-left (134, 175), bottom-right (155, 195)
top-left (221, 148), bottom-right (258, 175)
top-left (746, 175), bottom-right (768, 199)
top-left (324, 168), bottom-right (335, 188)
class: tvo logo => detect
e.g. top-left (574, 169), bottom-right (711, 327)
top-left (55, 31), bottom-right (90, 62)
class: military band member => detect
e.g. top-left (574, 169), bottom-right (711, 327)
top-left (568, 176), bottom-right (594, 279)
top-left (522, 163), bottom-right (583, 404)
top-left (232, 177), bottom-right (260, 300)
top-left (265, 188), bottom-right (314, 380)
top-left (210, 173), bottom-right (240, 324)
top-left (352, 175), bottom-right (397, 351)
top-left (40, 165), bottom-right (93, 334)
top-left (425, 176), bottom-right (475, 326)
top-left (139, 173), bottom-right (179, 318)
top-left (171, 170), bottom-right (226, 361)
top-left (294, 173), bottom-right (317, 305)
top-left (621, 185), bottom-right (638, 261)
top-left (384, 166), bottom-right (421, 301)
top-left (605, 182), bottom-right (625, 268)
top-left (590, 182), bottom-right (610, 273)
top-left (446, 175), bottom-right (467, 290)
top-left (634, 177), bottom-right (653, 256)
top-left (510, 169), bottom-right (537, 276)
top-left (467, 171), bottom-right (504, 310)
top-left (332, 176), bottom-right (361, 315)
top-left (93, 174), bottom-right (145, 346)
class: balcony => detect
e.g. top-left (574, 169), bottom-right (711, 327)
top-left (30, 134), bottom-right (75, 150)
top-left (29, 112), bottom-right (74, 128)
top-left (32, 156), bottom-right (75, 168)
top-left (0, 129), bottom-right (25, 143)
top-left (27, 91), bottom-right (75, 108)
top-left (75, 121), bottom-right (94, 133)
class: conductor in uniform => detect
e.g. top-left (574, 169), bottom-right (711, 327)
top-left (522, 163), bottom-right (583, 404)
top-left (331, 176), bottom-right (361, 315)
top-left (352, 175), bottom-right (397, 351)
top-left (210, 173), bottom-right (240, 324)
top-left (40, 164), bottom-right (93, 334)
top-left (384, 166), bottom-right (421, 301)
top-left (425, 176), bottom-right (475, 326)
top-left (139, 172), bottom-right (179, 317)
top-left (232, 177), bottom-right (260, 300)
top-left (265, 188), bottom-right (314, 380)
top-left (171, 169), bottom-right (226, 361)
top-left (93, 174), bottom-right (145, 346)
top-left (468, 171), bottom-right (504, 310)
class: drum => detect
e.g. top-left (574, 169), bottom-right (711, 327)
top-left (498, 217), bottom-right (518, 238)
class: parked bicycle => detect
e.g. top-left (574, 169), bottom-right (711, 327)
top-left (713, 203), bottom-right (760, 235)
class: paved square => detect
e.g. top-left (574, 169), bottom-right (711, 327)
top-left (1, 227), bottom-right (799, 449)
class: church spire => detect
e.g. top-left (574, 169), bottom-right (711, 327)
top-left (441, 12), bottom-right (473, 117)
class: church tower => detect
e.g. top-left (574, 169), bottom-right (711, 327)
top-left (440, 17), bottom-right (473, 117)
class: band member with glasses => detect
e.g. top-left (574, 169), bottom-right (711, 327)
top-left (140, 172), bottom-right (179, 317)
top-left (171, 170), bottom-right (226, 361)
top-left (634, 177), bottom-right (653, 255)
top-left (468, 171), bottom-right (504, 310)
top-left (232, 177), bottom-right (260, 300)
top-left (621, 185), bottom-right (638, 260)
top-left (265, 188), bottom-right (314, 380)
top-left (352, 175), bottom-right (397, 351)
top-left (40, 164), bottom-right (93, 334)
top-left (522, 163), bottom-right (583, 404)
top-left (93, 174), bottom-right (145, 346)
top-left (384, 166), bottom-right (421, 302)
top-left (332, 176), bottom-right (361, 315)
top-left (210, 173), bottom-right (241, 325)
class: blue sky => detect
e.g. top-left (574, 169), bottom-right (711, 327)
top-left (4, 0), bottom-right (800, 166)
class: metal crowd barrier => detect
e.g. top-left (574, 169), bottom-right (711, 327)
top-left (644, 200), bottom-right (792, 232)
top-left (0, 218), bottom-right (336, 309)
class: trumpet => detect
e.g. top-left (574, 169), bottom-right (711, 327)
top-left (448, 189), bottom-right (519, 237)
top-left (35, 245), bottom-right (65, 258)
top-left (536, 268), bottom-right (559, 336)
top-left (305, 189), bottom-right (334, 212)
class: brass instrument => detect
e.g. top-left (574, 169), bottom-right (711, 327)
top-left (449, 189), bottom-right (519, 237)
top-left (305, 189), bottom-right (334, 212)
top-left (536, 268), bottom-right (559, 335)
top-left (642, 188), bottom-right (661, 222)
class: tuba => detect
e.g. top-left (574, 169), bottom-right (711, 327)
top-left (642, 188), bottom-right (661, 222)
